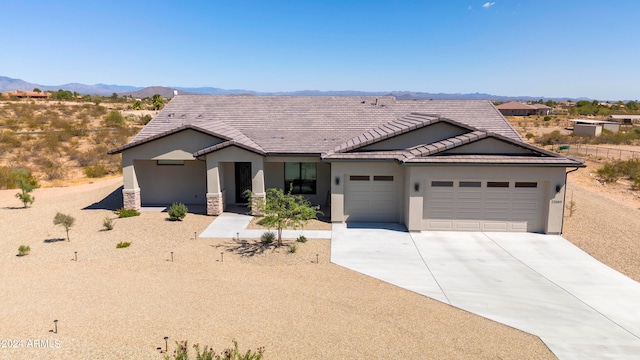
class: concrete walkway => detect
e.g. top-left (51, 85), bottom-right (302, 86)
top-left (331, 224), bottom-right (640, 360)
top-left (199, 212), bottom-right (332, 239)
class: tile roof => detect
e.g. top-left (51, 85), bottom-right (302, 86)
top-left (115, 95), bottom-right (522, 155)
top-left (495, 101), bottom-right (536, 110)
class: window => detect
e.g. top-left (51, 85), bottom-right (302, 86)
top-left (373, 175), bottom-right (393, 181)
top-left (487, 181), bottom-right (510, 188)
top-left (157, 160), bottom-right (184, 166)
top-left (515, 182), bottom-right (538, 188)
top-left (349, 175), bottom-right (370, 181)
top-left (431, 181), bottom-right (454, 187)
top-left (285, 162), bottom-right (316, 194)
top-left (459, 181), bottom-right (481, 187)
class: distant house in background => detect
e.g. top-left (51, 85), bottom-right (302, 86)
top-left (1, 90), bottom-right (50, 99)
top-left (529, 103), bottom-right (552, 116)
top-left (495, 102), bottom-right (551, 116)
top-left (610, 115), bottom-right (640, 125)
top-left (570, 119), bottom-right (620, 136)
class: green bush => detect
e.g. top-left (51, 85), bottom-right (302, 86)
top-left (116, 241), bottom-right (131, 248)
top-left (537, 130), bottom-right (570, 146)
top-left (289, 244), bottom-right (297, 253)
top-left (84, 165), bottom-right (108, 178)
top-left (543, 116), bottom-right (552, 122)
top-left (525, 132), bottom-right (535, 140)
top-left (296, 235), bottom-right (307, 243)
top-left (632, 178), bottom-right (640, 191)
top-left (116, 208), bottom-right (140, 218)
top-left (18, 245), bottom-right (31, 256)
top-left (104, 110), bottom-right (125, 127)
top-left (168, 202), bottom-right (188, 221)
top-left (260, 231), bottom-right (275, 245)
top-left (103, 217), bottom-right (114, 230)
top-left (596, 163), bottom-right (621, 183)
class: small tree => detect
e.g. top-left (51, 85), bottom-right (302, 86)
top-left (13, 168), bottom-right (39, 208)
top-left (246, 188), bottom-right (320, 247)
top-left (54, 212), bottom-right (75, 242)
top-left (152, 94), bottom-right (164, 110)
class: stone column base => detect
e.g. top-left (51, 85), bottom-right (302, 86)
top-left (206, 191), bottom-right (225, 216)
top-left (251, 193), bottom-right (266, 216)
top-left (122, 188), bottom-right (141, 210)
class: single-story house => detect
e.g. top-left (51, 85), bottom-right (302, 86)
top-left (109, 96), bottom-right (584, 234)
top-left (610, 115), bottom-right (640, 125)
top-left (529, 103), bottom-right (552, 116)
top-left (569, 119), bottom-right (620, 136)
top-left (496, 102), bottom-right (551, 116)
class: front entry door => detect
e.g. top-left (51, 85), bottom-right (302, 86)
top-left (235, 162), bottom-right (252, 204)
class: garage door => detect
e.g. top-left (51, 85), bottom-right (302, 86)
top-left (345, 175), bottom-right (399, 222)
top-left (424, 180), bottom-right (542, 232)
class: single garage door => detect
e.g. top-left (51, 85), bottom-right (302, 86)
top-left (424, 180), bottom-right (543, 232)
top-left (345, 175), bottom-right (399, 222)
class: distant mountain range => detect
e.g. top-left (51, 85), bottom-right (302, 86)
top-left (0, 75), bottom-right (593, 102)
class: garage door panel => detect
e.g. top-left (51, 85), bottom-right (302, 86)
top-left (455, 221), bottom-right (482, 231)
top-left (424, 180), bottom-right (543, 233)
top-left (427, 220), bottom-right (455, 230)
top-left (345, 174), bottom-right (400, 222)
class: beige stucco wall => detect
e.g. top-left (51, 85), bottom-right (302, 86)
top-left (360, 123), bottom-right (467, 151)
top-left (405, 165), bottom-right (568, 234)
top-left (331, 162), bottom-right (404, 222)
top-left (264, 157), bottom-right (331, 206)
top-left (135, 159), bottom-right (207, 205)
top-left (204, 146), bottom-right (265, 204)
top-left (122, 129), bottom-right (222, 204)
top-left (443, 138), bottom-right (533, 155)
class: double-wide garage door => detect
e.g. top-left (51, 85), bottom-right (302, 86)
top-left (424, 180), bottom-right (543, 232)
top-left (345, 175), bottom-right (399, 222)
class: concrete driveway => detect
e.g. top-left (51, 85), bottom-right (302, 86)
top-left (331, 223), bottom-right (640, 359)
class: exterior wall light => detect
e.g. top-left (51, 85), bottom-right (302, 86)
top-left (414, 182), bottom-right (420, 192)
top-left (555, 185), bottom-right (562, 194)
top-left (335, 176), bottom-right (340, 185)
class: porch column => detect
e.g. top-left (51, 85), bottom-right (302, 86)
top-left (251, 159), bottom-right (266, 215)
top-left (122, 154), bottom-right (140, 210)
top-left (206, 157), bottom-right (224, 216)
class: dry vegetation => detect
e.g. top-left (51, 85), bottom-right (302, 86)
top-left (0, 99), bottom-right (155, 187)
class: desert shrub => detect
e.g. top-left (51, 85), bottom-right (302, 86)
top-left (116, 208), bottom-right (140, 218)
top-left (103, 217), bottom-right (114, 231)
top-left (84, 165), bottom-right (108, 178)
top-left (632, 178), bottom-right (640, 191)
top-left (116, 241), bottom-right (131, 248)
top-left (260, 231), bottom-right (275, 245)
top-left (168, 202), bottom-right (188, 221)
top-left (289, 244), bottom-right (297, 253)
top-left (596, 163), bottom-right (621, 183)
top-left (140, 114), bottom-right (153, 125)
top-left (543, 116), bottom-right (552, 122)
top-left (18, 245), bottom-right (31, 256)
top-left (537, 130), bottom-right (570, 146)
top-left (296, 235), bottom-right (307, 243)
top-left (104, 110), bottom-right (125, 127)
top-left (525, 132), bottom-right (535, 140)
top-left (161, 340), bottom-right (264, 360)
top-left (36, 157), bottom-right (67, 180)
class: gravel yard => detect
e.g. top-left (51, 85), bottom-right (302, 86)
top-left (0, 177), bottom-right (553, 359)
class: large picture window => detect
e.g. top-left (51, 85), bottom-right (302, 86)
top-left (285, 162), bottom-right (317, 194)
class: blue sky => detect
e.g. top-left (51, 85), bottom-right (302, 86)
top-left (1, 0), bottom-right (638, 100)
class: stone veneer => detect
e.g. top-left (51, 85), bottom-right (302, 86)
top-left (122, 188), bottom-right (141, 210)
top-left (250, 194), bottom-right (266, 216)
top-left (206, 191), bottom-right (225, 216)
